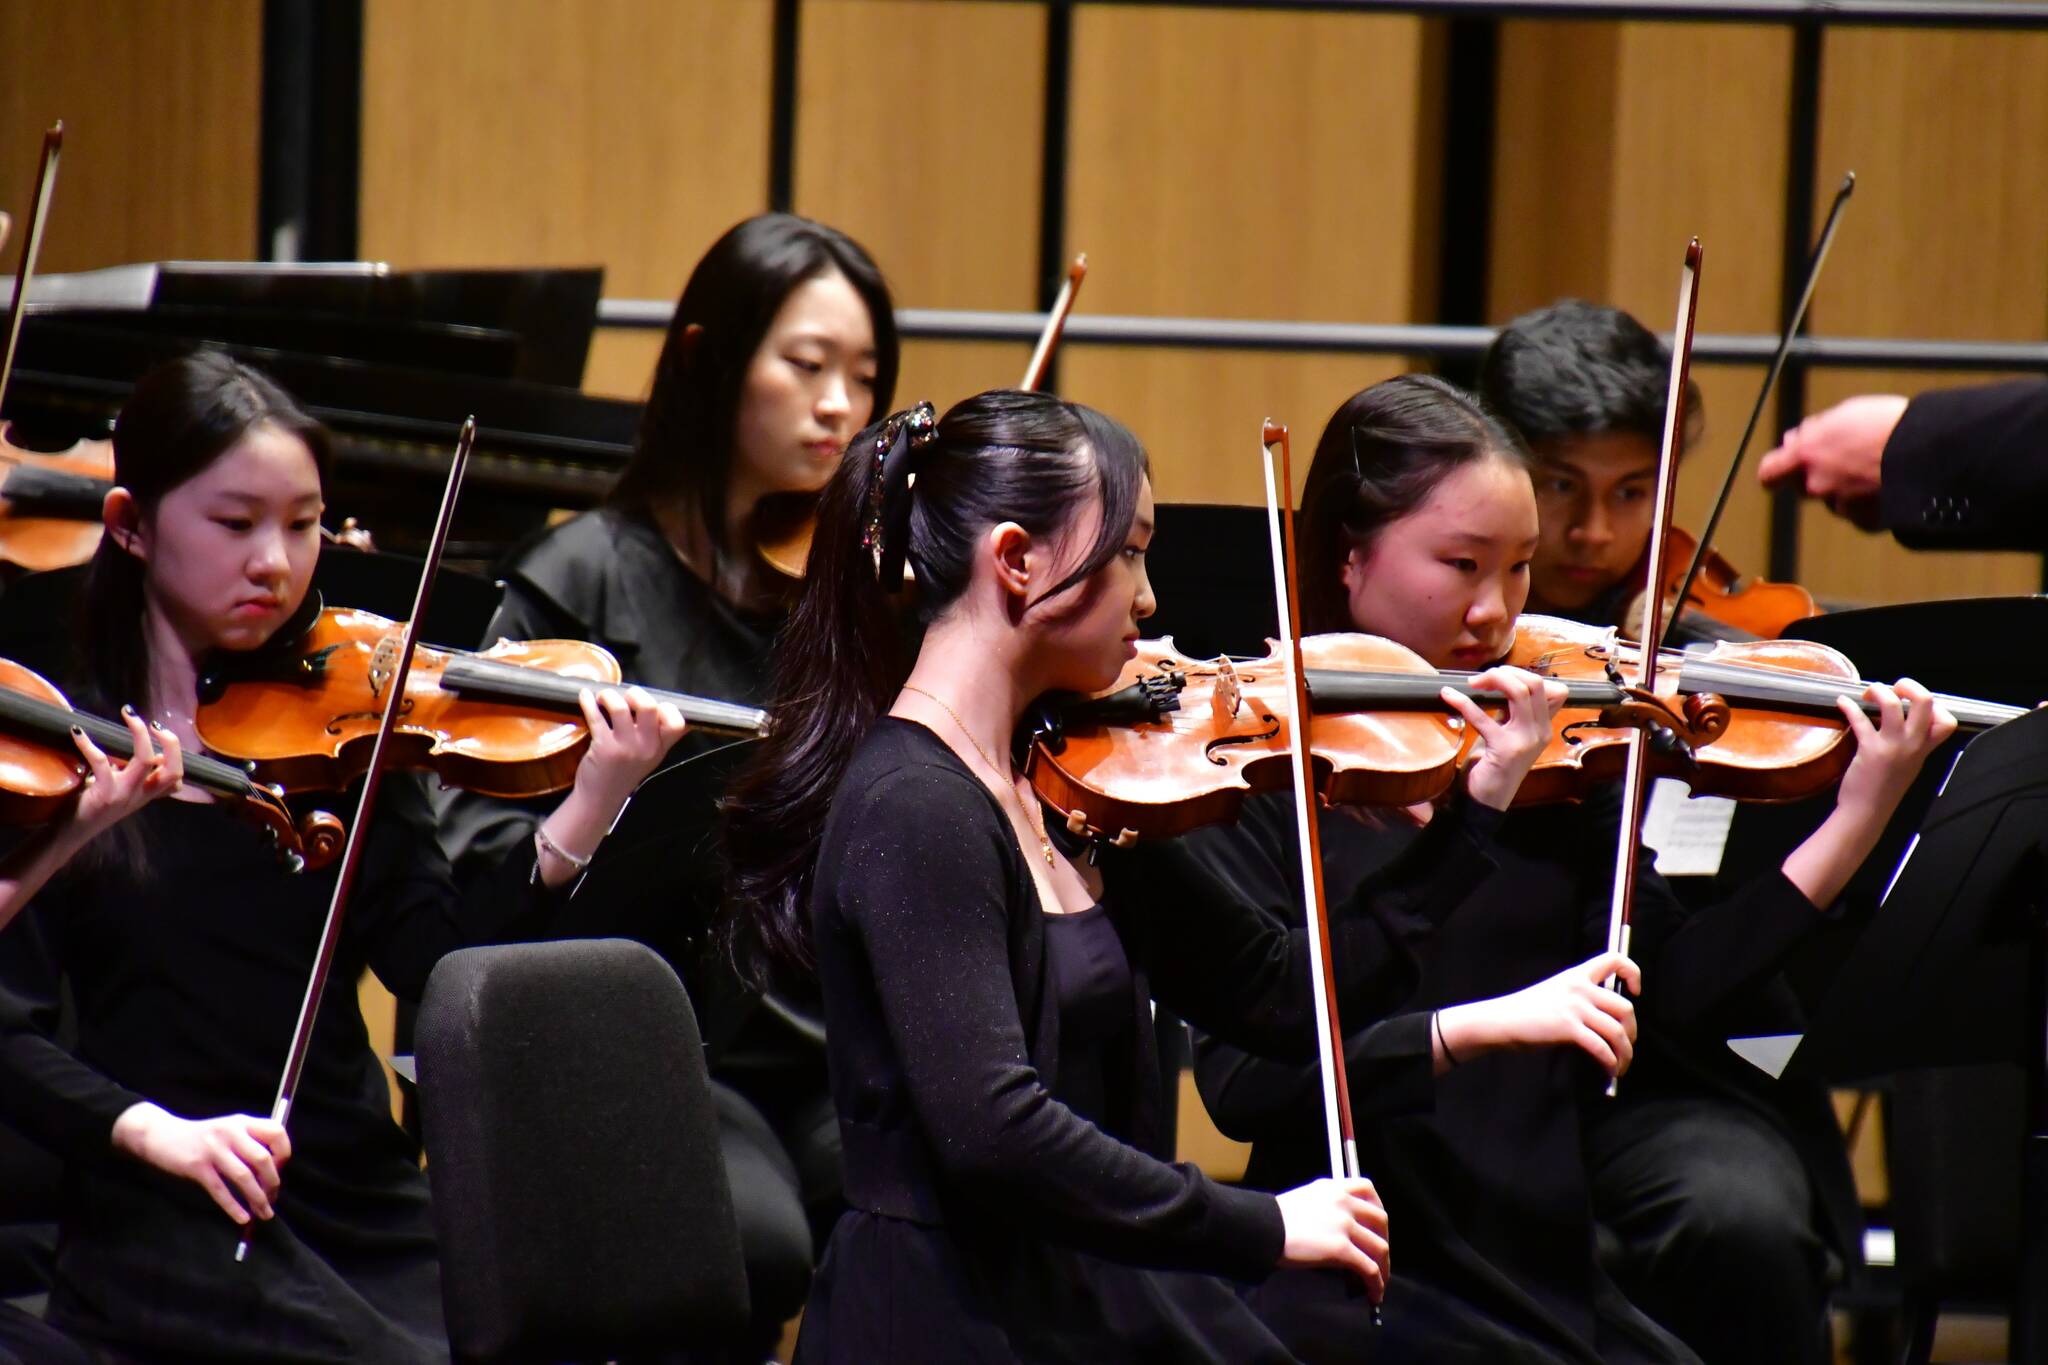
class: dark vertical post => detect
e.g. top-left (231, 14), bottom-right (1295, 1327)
top-left (258, 0), bottom-right (361, 262)
top-left (1767, 20), bottom-right (1822, 582)
top-left (1035, 0), bottom-right (1075, 391)
top-left (1434, 15), bottom-right (1499, 388)
top-left (769, 0), bottom-right (800, 212)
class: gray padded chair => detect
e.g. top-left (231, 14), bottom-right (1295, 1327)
top-left (417, 939), bottom-right (750, 1363)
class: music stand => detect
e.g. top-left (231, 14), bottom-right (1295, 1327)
top-left (1775, 706), bottom-right (2048, 1360)
top-left (566, 736), bottom-right (769, 1057)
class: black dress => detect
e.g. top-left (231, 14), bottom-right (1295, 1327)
top-left (0, 775), bottom-right (564, 1364)
top-left (433, 505), bottom-right (825, 1335)
top-left (795, 718), bottom-right (1500, 1363)
top-left (1184, 789), bottom-right (1830, 1365)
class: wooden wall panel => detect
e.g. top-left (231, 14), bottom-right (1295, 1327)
top-left (1063, 6), bottom-right (1440, 505)
top-left (794, 0), bottom-right (1043, 312)
top-left (0, 0), bottom-right (261, 273)
top-left (1489, 21), bottom-right (1620, 318)
top-left (792, 0), bottom-right (1044, 428)
top-left (1492, 22), bottom-right (1790, 600)
top-left (1795, 28), bottom-right (2048, 605)
top-left (360, 0), bottom-right (773, 397)
top-left (1071, 348), bottom-right (1406, 508)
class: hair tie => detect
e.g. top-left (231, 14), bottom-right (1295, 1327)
top-left (862, 401), bottom-right (938, 592)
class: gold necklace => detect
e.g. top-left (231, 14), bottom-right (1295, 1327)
top-left (901, 685), bottom-right (1057, 867)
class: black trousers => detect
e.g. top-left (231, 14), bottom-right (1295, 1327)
top-left (0, 1303), bottom-right (90, 1365)
top-left (1587, 1094), bottom-right (1833, 1365)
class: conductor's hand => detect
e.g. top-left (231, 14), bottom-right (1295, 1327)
top-left (112, 1101), bottom-right (292, 1226)
top-left (1756, 394), bottom-right (1908, 530)
top-left (68, 707), bottom-right (184, 838)
top-left (1435, 950), bottom-right (1641, 1080)
top-left (1445, 667), bottom-right (1569, 811)
top-left (1277, 1176), bottom-right (1389, 1302)
top-left (572, 686), bottom-right (688, 817)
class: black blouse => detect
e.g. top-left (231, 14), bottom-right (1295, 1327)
top-left (1187, 787), bottom-right (1822, 1354)
top-left (0, 774), bottom-right (563, 1180)
top-left (810, 718), bottom-right (1503, 1282)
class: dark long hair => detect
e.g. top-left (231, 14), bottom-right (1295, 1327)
top-left (1477, 299), bottom-right (1703, 456)
top-left (77, 350), bottom-right (330, 882)
top-left (1299, 374), bottom-right (1528, 635)
top-left (722, 389), bottom-right (1149, 985)
top-left (84, 349), bottom-right (333, 715)
top-left (609, 213), bottom-right (899, 560)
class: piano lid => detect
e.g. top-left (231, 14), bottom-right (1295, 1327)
top-left (1, 260), bottom-right (604, 387)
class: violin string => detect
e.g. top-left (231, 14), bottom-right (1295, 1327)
top-left (0, 686), bottom-right (257, 796)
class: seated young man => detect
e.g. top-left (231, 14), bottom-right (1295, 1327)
top-left (1478, 300), bottom-right (1719, 641)
top-left (1479, 300), bottom-right (1860, 1365)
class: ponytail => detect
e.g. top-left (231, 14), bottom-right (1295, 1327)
top-left (721, 389), bottom-right (1147, 986)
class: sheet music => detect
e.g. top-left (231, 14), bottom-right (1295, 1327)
top-left (1640, 778), bottom-right (1736, 877)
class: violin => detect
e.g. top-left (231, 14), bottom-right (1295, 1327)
top-left (0, 654), bottom-right (339, 869)
top-left (1024, 626), bottom-right (1729, 846)
top-left (191, 605), bottom-right (769, 798)
top-left (1024, 613), bottom-right (2023, 844)
top-left (1504, 613), bottom-right (2018, 803)
top-left (0, 425), bottom-right (115, 572)
top-left (757, 254), bottom-right (1090, 580)
top-left (1630, 526), bottom-right (1821, 641)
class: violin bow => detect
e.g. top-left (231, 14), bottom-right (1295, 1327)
top-left (1019, 254), bottom-right (1087, 391)
top-left (0, 124), bottom-right (63, 421)
top-left (1663, 173), bottom-right (1853, 646)
top-left (1604, 240), bottom-right (1702, 1098)
top-left (236, 417), bottom-right (476, 1263)
top-left (1259, 420), bottom-right (1362, 1166)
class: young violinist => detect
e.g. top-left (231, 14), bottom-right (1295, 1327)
top-left (0, 350), bottom-right (684, 1363)
top-left (434, 210), bottom-right (898, 1352)
top-left (1477, 300), bottom-right (1723, 642)
top-left (1185, 374), bottom-right (1954, 1364)
top-left (1482, 304), bottom-right (1872, 1357)
top-left (719, 388), bottom-right (1575, 1362)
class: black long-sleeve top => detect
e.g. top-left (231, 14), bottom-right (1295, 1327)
top-left (434, 506), bottom-right (788, 1058)
top-left (811, 718), bottom-right (1503, 1286)
top-left (1189, 787), bottom-right (1821, 1355)
top-left (0, 774), bottom-right (564, 1182)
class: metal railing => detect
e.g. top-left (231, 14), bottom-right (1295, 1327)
top-left (597, 300), bottom-right (2048, 374)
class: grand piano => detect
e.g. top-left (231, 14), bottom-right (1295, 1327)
top-left (0, 260), bottom-right (1277, 658)
top-left (3, 260), bottom-right (639, 565)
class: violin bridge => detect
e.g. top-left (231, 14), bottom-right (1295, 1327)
top-left (368, 633), bottom-right (400, 700)
top-left (1211, 658), bottom-right (1244, 720)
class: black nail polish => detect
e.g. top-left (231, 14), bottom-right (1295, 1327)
top-left (120, 704), bottom-right (136, 718)
top-left (69, 726), bottom-right (83, 737)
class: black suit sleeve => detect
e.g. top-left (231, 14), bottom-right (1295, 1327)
top-left (1882, 379), bottom-right (2048, 550)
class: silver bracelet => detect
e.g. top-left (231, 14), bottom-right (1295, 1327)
top-left (534, 824), bottom-right (593, 874)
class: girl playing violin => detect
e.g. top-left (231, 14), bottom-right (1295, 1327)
top-left (720, 389), bottom-right (1569, 1363)
top-left (435, 211), bottom-right (897, 1353)
top-left (0, 350), bottom-right (683, 1363)
top-left (1186, 374), bottom-right (1953, 1364)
